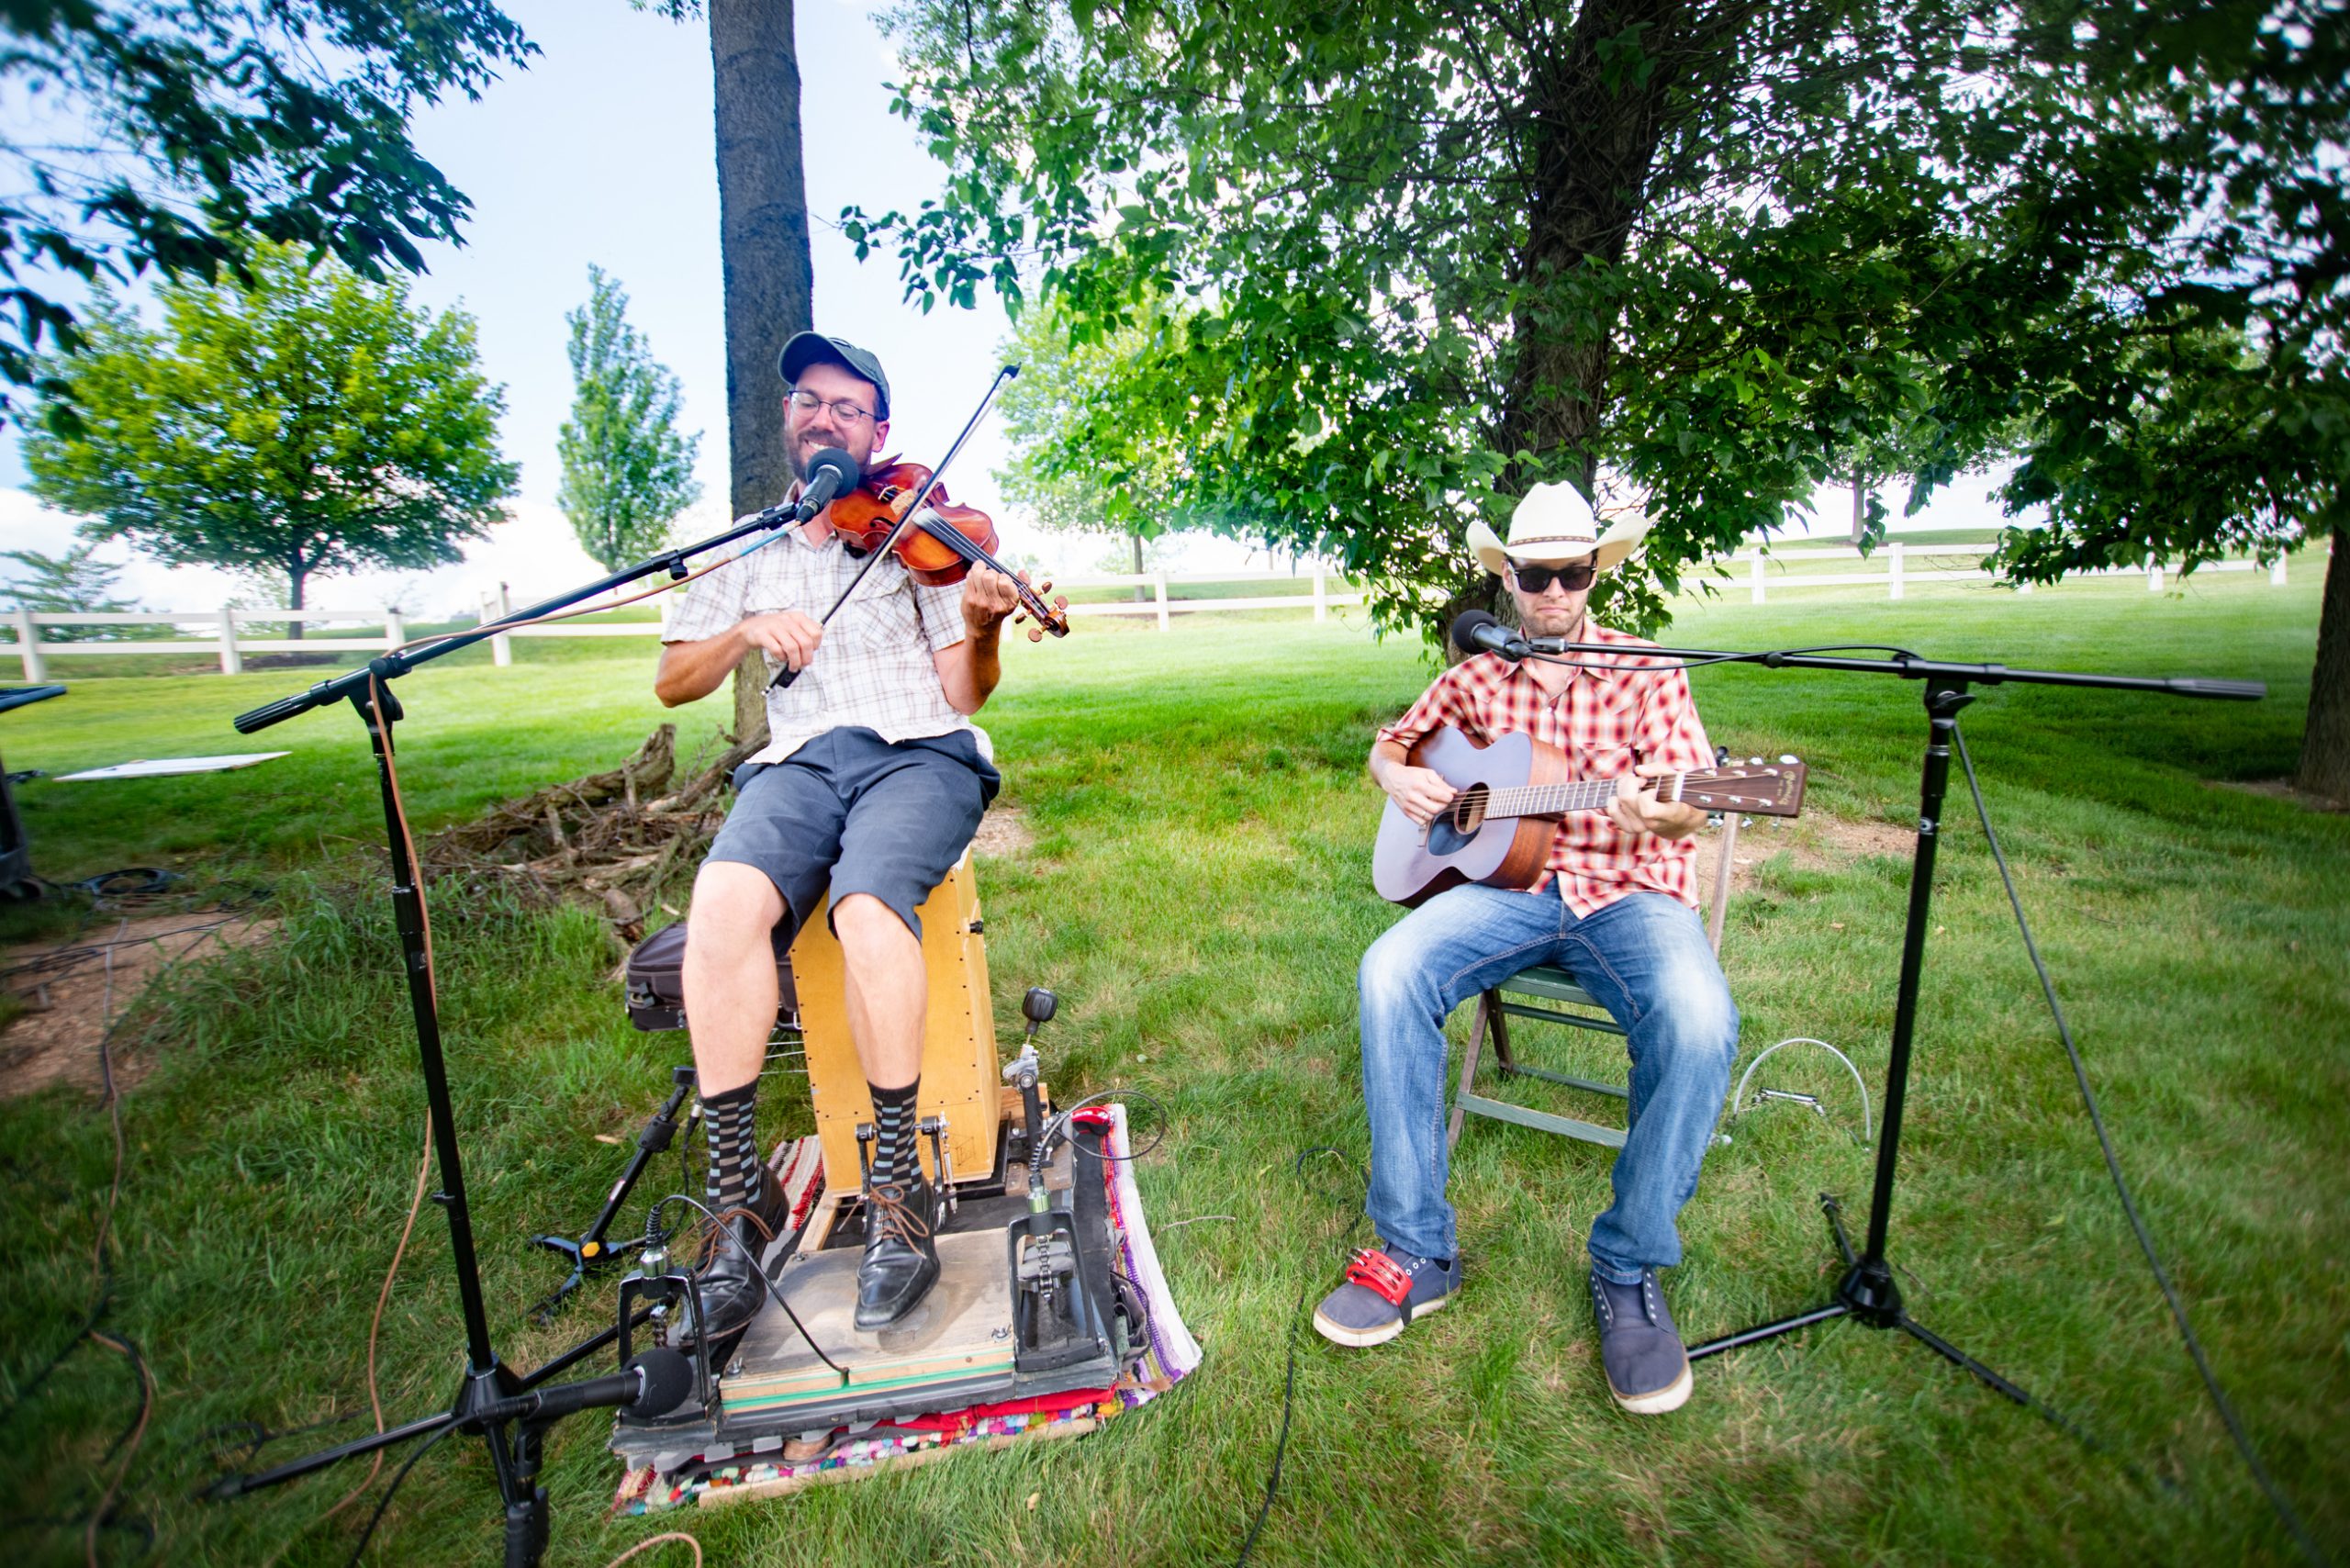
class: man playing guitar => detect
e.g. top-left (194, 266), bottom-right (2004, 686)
top-left (1315, 483), bottom-right (1738, 1416)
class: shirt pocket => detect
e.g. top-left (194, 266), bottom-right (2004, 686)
top-left (830, 579), bottom-right (923, 659)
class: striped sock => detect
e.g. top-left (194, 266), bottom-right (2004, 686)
top-left (867, 1080), bottom-right (922, 1189)
top-left (701, 1081), bottom-right (763, 1217)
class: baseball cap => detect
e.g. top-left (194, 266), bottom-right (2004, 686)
top-left (778, 331), bottom-right (891, 421)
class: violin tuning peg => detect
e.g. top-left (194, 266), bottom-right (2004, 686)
top-left (1027, 625), bottom-right (1045, 643)
top-left (1051, 594), bottom-right (1069, 611)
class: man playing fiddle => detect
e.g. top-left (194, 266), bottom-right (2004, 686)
top-left (1314, 483), bottom-right (1739, 1415)
top-left (655, 332), bottom-right (1024, 1340)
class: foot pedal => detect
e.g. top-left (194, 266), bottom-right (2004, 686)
top-left (917, 1114), bottom-right (956, 1217)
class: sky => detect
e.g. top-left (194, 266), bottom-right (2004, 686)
top-left (0, 1), bottom-right (2028, 619)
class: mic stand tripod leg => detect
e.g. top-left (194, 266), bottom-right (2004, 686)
top-left (1687, 679), bottom-right (2060, 1428)
top-left (530, 1066), bottom-right (699, 1322)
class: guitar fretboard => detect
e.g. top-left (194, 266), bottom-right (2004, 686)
top-left (1483, 777), bottom-right (1672, 820)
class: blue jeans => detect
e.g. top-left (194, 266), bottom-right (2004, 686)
top-left (1358, 886), bottom-right (1739, 1283)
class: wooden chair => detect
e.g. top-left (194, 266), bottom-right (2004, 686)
top-left (1445, 812), bottom-right (1740, 1151)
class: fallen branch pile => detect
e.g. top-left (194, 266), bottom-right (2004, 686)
top-left (422, 723), bottom-right (757, 939)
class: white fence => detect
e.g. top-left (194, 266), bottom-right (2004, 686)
top-left (2, 568), bottom-right (1367, 679)
top-left (1052, 566), bottom-right (1363, 630)
top-left (2, 548), bottom-right (2311, 680)
top-left (1715, 541), bottom-right (2299, 603)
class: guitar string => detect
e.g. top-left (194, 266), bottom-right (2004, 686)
top-left (1464, 773), bottom-right (1796, 819)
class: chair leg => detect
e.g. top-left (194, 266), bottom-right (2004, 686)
top-left (1449, 989), bottom-right (1503, 1150)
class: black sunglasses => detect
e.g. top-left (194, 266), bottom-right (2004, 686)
top-left (1512, 558), bottom-right (1596, 593)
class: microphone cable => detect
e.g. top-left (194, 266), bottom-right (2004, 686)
top-left (1952, 720), bottom-right (2327, 1567)
top-left (1232, 1145), bottom-right (1370, 1568)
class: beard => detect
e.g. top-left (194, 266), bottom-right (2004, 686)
top-left (789, 431), bottom-right (875, 488)
top-left (787, 436), bottom-right (821, 484)
top-left (1520, 602), bottom-right (1587, 639)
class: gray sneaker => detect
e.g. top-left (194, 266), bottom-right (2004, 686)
top-left (1312, 1244), bottom-right (1460, 1348)
top-left (1590, 1268), bottom-right (1693, 1414)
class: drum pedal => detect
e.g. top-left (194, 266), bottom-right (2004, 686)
top-left (918, 1114), bottom-right (957, 1217)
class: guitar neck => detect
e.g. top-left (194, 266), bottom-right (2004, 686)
top-left (1487, 777), bottom-right (1671, 821)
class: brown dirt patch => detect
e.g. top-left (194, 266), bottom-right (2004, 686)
top-left (970, 805), bottom-right (1035, 858)
top-left (2215, 778), bottom-right (2348, 813)
top-left (0, 912), bottom-right (274, 1100)
top-left (1703, 812), bottom-right (1916, 899)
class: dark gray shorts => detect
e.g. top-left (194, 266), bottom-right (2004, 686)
top-left (708, 727), bottom-right (1002, 952)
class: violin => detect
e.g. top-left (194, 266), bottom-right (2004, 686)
top-left (829, 460), bottom-right (1070, 641)
top-left (767, 364), bottom-right (1066, 692)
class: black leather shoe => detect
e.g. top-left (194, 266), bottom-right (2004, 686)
top-left (684, 1184), bottom-right (789, 1347)
top-left (853, 1176), bottom-right (941, 1329)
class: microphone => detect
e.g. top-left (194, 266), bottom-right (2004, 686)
top-left (1450, 610), bottom-right (1530, 661)
top-left (791, 447), bottom-right (861, 522)
top-left (476, 1349), bottom-right (695, 1426)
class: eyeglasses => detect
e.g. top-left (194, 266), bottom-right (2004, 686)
top-left (787, 388), bottom-right (878, 425)
top-left (1511, 558), bottom-right (1596, 593)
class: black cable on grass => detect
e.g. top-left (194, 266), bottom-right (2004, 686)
top-left (0, 916), bottom-right (232, 1560)
top-left (0, 1296), bottom-right (110, 1428)
top-left (1233, 1146), bottom-right (1370, 1568)
top-left (197, 1409), bottom-right (375, 1469)
top-left (1952, 721), bottom-right (2329, 1568)
top-left (341, 1417), bottom-right (463, 1568)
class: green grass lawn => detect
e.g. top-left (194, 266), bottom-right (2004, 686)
top-left (1, 570), bottom-right (2343, 1565)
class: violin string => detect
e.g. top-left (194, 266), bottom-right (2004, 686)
top-left (911, 514), bottom-right (1063, 623)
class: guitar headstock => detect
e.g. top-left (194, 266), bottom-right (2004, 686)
top-left (1679, 756), bottom-right (1807, 817)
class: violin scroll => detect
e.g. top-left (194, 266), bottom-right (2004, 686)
top-left (1011, 577), bottom-right (1071, 642)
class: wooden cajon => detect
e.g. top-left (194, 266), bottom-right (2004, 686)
top-left (789, 851), bottom-right (1000, 1189)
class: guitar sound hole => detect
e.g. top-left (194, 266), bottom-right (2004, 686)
top-left (1427, 785), bottom-right (1488, 857)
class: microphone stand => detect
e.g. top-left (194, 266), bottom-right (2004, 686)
top-left (1521, 639), bottom-right (2261, 1415)
top-left (209, 506), bottom-right (810, 1565)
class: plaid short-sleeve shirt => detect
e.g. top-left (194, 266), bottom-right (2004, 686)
top-left (662, 516), bottom-right (983, 767)
top-left (1376, 622), bottom-right (1716, 915)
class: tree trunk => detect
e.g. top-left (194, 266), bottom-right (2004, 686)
top-left (288, 557), bottom-right (306, 641)
top-left (1851, 468), bottom-right (1868, 544)
top-left (2296, 535), bottom-right (2350, 801)
top-left (1495, 0), bottom-right (1697, 497)
top-left (1130, 531), bottom-right (1144, 602)
top-left (710, 0), bottom-right (815, 745)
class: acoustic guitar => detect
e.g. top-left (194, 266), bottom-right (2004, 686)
top-left (1372, 726), bottom-right (1807, 906)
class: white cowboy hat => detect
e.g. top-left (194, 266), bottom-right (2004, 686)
top-left (1466, 481), bottom-right (1652, 577)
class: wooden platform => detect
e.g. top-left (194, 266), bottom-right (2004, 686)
top-left (721, 1224), bottom-right (1020, 1418)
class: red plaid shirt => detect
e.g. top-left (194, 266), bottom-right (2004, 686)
top-left (1376, 622), bottom-right (1716, 915)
